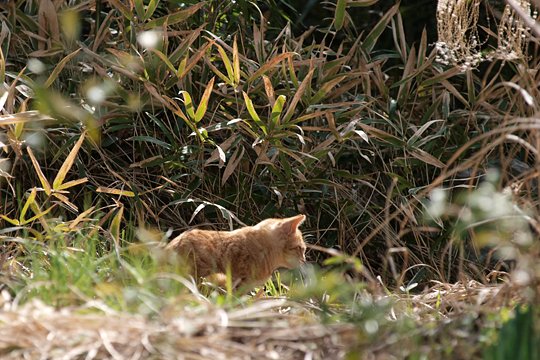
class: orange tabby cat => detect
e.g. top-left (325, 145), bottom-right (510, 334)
top-left (166, 214), bottom-right (307, 289)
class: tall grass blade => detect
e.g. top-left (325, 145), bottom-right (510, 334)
top-left (243, 91), bottom-right (267, 135)
top-left (361, 4), bottom-right (399, 53)
top-left (180, 91), bottom-right (196, 120)
top-left (194, 77), bottom-right (215, 123)
top-left (232, 36), bottom-right (240, 86)
top-left (270, 95), bottom-right (286, 130)
top-left (334, 0), bottom-right (347, 31)
top-left (52, 131), bottom-right (86, 190)
top-left (144, 2), bottom-right (205, 29)
top-left (44, 49), bottom-right (81, 88)
top-left (27, 147), bottom-right (52, 195)
top-left (216, 44), bottom-right (235, 85)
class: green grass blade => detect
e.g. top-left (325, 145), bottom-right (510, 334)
top-left (180, 91), bottom-right (196, 120)
top-left (361, 3), bottom-right (399, 53)
top-left (44, 49), bottom-right (81, 88)
top-left (144, 0), bottom-right (160, 21)
top-left (20, 187), bottom-right (37, 223)
top-left (194, 77), bottom-right (215, 123)
top-left (334, 0), bottom-right (347, 31)
top-left (216, 44), bottom-right (235, 85)
top-left (242, 91), bottom-right (267, 135)
top-left (52, 131), bottom-right (86, 190)
top-left (144, 2), bottom-right (205, 29)
top-left (270, 95), bottom-right (286, 130)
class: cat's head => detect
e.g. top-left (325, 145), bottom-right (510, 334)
top-left (257, 214), bottom-right (307, 269)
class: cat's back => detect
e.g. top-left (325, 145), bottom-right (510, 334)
top-left (167, 228), bottom-right (218, 250)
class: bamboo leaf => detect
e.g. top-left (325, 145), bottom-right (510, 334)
top-left (144, 0), bottom-right (160, 21)
top-left (206, 135), bottom-right (236, 165)
top-left (410, 148), bottom-right (445, 168)
top-left (270, 95), bottom-right (286, 130)
top-left (180, 91), bottom-right (196, 120)
top-left (51, 193), bottom-right (79, 212)
top-left (44, 49), bottom-right (81, 88)
top-left (144, 2), bottom-right (205, 29)
top-left (0, 215), bottom-right (19, 226)
top-left (248, 52), bottom-right (293, 83)
top-left (69, 205), bottom-right (96, 229)
top-left (110, 204), bottom-right (124, 248)
top-left (361, 3), bottom-right (399, 53)
top-left (56, 177), bottom-right (88, 191)
top-left (177, 56), bottom-right (187, 77)
top-left (283, 67), bottom-right (315, 123)
top-left (407, 120), bottom-right (444, 147)
top-left (179, 40), bottom-right (214, 78)
top-left (151, 48), bottom-right (177, 74)
top-left (108, 0), bottom-right (135, 21)
top-left (134, 0), bottom-right (145, 20)
top-left (335, 0), bottom-right (348, 31)
top-left (232, 36), bottom-right (240, 86)
top-left (128, 135), bottom-right (172, 150)
top-left (222, 146), bottom-right (245, 186)
top-left (52, 131), bottom-right (86, 190)
top-left (20, 188), bottom-right (37, 223)
top-left (242, 91), bottom-right (267, 135)
top-left (189, 203), bottom-right (206, 223)
top-left (421, 67), bottom-right (462, 87)
top-left (216, 44), bottom-right (235, 85)
top-left (216, 145), bottom-right (226, 165)
top-left (194, 77), bottom-right (215, 123)
top-left (27, 147), bottom-right (51, 195)
top-left (262, 75), bottom-right (275, 106)
top-left (96, 187), bottom-right (136, 197)
top-left (311, 75), bottom-right (346, 104)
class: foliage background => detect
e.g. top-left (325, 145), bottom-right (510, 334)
top-left (0, 0), bottom-right (540, 357)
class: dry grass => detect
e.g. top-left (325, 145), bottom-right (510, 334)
top-left (0, 279), bottom-right (529, 360)
top-left (0, 297), bottom-right (355, 360)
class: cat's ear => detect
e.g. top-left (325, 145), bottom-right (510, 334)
top-left (280, 214), bottom-right (306, 235)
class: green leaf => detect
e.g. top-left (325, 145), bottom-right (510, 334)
top-left (334, 0), bottom-right (347, 31)
top-left (151, 49), bottom-right (177, 74)
top-left (44, 49), bottom-right (81, 88)
top-left (0, 215), bottom-right (19, 226)
top-left (310, 75), bottom-right (346, 104)
top-left (177, 56), bottom-right (187, 77)
top-left (361, 3), bottom-right (399, 53)
top-left (242, 91), bottom-right (267, 135)
top-left (144, 0), bottom-right (160, 21)
top-left (216, 44), bottom-right (235, 86)
top-left (52, 131), bottom-right (86, 189)
top-left (134, 0), bottom-right (145, 20)
top-left (52, 131), bottom-right (86, 190)
top-left (128, 135), bottom-right (172, 150)
top-left (19, 188), bottom-right (37, 223)
top-left (144, 2), bottom-right (205, 29)
top-left (194, 77), bottom-right (215, 123)
top-left (232, 36), bottom-right (240, 86)
top-left (270, 95), bottom-right (286, 130)
top-left (180, 91), bottom-right (196, 120)
top-left (21, 205), bottom-right (54, 225)
top-left (110, 205), bottom-right (124, 249)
